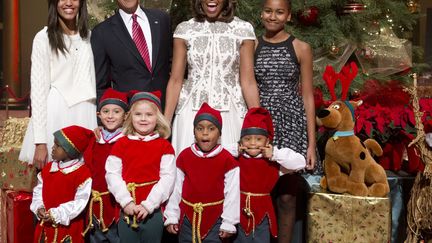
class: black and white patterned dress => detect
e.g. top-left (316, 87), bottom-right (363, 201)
top-left (254, 35), bottom-right (308, 158)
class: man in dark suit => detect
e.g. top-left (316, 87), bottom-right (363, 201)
top-left (91, 0), bottom-right (172, 108)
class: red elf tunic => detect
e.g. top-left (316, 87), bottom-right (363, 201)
top-left (238, 154), bottom-right (279, 236)
top-left (34, 162), bottom-right (91, 243)
top-left (110, 135), bottom-right (174, 205)
top-left (83, 130), bottom-right (123, 233)
top-left (177, 145), bottom-right (238, 240)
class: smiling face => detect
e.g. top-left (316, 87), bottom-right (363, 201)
top-left (194, 120), bottom-right (220, 152)
top-left (98, 104), bottom-right (126, 132)
top-left (261, 0), bottom-right (291, 34)
top-left (57, 0), bottom-right (80, 27)
top-left (201, 0), bottom-right (225, 21)
top-left (240, 134), bottom-right (269, 157)
top-left (131, 101), bottom-right (158, 136)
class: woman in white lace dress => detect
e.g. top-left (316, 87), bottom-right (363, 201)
top-left (164, 0), bottom-right (260, 154)
top-left (19, 0), bottom-right (97, 168)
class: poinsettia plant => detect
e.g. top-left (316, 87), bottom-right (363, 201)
top-left (315, 78), bottom-right (431, 144)
top-left (353, 79), bottom-right (431, 144)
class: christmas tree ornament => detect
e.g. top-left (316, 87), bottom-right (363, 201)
top-left (329, 43), bottom-right (340, 56)
top-left (297, 6), bottom-right (319, 26)
top-left (406, 0), bottom-right (420, 13)
top-left (343, 0), bottom-right (365, 14)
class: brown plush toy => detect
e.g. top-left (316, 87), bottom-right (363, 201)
top-left (317, 62), bottom-right (390, 197)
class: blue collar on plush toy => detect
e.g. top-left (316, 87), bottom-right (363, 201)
top-left (333, 130), bottom-right (354, 139)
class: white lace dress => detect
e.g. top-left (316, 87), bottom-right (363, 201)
top-left (171, 17), bottom-right (256, 154)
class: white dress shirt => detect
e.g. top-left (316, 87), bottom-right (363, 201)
top-left (119, 7), bottom-right (153, 65)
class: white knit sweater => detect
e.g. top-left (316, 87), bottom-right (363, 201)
top-left (30, 27), bottom-right (96, 144)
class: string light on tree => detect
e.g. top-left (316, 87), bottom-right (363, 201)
top-left (364, 20), bottom-right (380, 36)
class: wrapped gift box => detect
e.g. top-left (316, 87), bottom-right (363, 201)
top-left (1, 117), bottom-right (29, 148)
top-left (307, 188), bottom-right (391, 243)
top-left (0, 117), bottom-right (35, 192)
top-left (6, 190), bottom-right (34, 243)
top-left (0, 147), bottom-right (37, 192)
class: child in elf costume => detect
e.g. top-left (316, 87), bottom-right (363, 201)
top-left (30, 125), bottom-right (94, 243)
top-left (164, 102), bottom-right (240, 243)
top-left (229, 107), bottom-right (306, 243)
top-left (105, 91), bottom-right (175, 242)
top-left (82, 88), bottom-right (128, 242)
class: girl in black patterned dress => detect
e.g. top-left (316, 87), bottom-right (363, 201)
top-left (254, 0), bottom-right (317, 242)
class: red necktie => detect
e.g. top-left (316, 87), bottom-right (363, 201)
top-left (132, 14), bottom-right (152, 73)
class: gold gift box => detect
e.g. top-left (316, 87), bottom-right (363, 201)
top-left (0, 117), bottom-right (35, 192)
top-left (0, 147), bottom-right (37, 192)
top-left (1, 117), bottom-right (29, 148)
top-left (307, 190), bottom-right (391, 243)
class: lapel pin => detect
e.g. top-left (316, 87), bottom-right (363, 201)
top-left (154, 21), bottom-right (159, 24)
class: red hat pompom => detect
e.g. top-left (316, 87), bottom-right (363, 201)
top-left (193, 102), bottom-right (222, 131)
top-left (129, 90), bottom-right (162, 111)
top-left (53, 125), bottom-right (94, 158)
top-left (98, 88), bottom-right (128, 111)
top-left (241, 107), bottom-right (274, 141)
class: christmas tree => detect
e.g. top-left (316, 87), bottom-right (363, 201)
top-left (89, 0), bottom-right (424, 85)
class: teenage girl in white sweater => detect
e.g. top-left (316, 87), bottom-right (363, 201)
top-left (20, 0), bottom-right (97, 169)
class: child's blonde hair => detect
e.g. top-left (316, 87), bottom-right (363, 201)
top-left (123, 100), bottom-right (171, 139)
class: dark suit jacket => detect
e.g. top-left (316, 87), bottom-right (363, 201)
top-left (91, 7), bottom-right (172, 108)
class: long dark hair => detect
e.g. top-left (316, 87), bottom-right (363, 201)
top-left (47, 0), bottom-right (89, 55)
top-left (192, 0), bottom-right (236, 23)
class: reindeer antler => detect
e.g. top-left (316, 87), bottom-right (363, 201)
top-left (322, 65), bottom-right (338, 101)
top-left (339, 62), bottom-right (358, 100)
